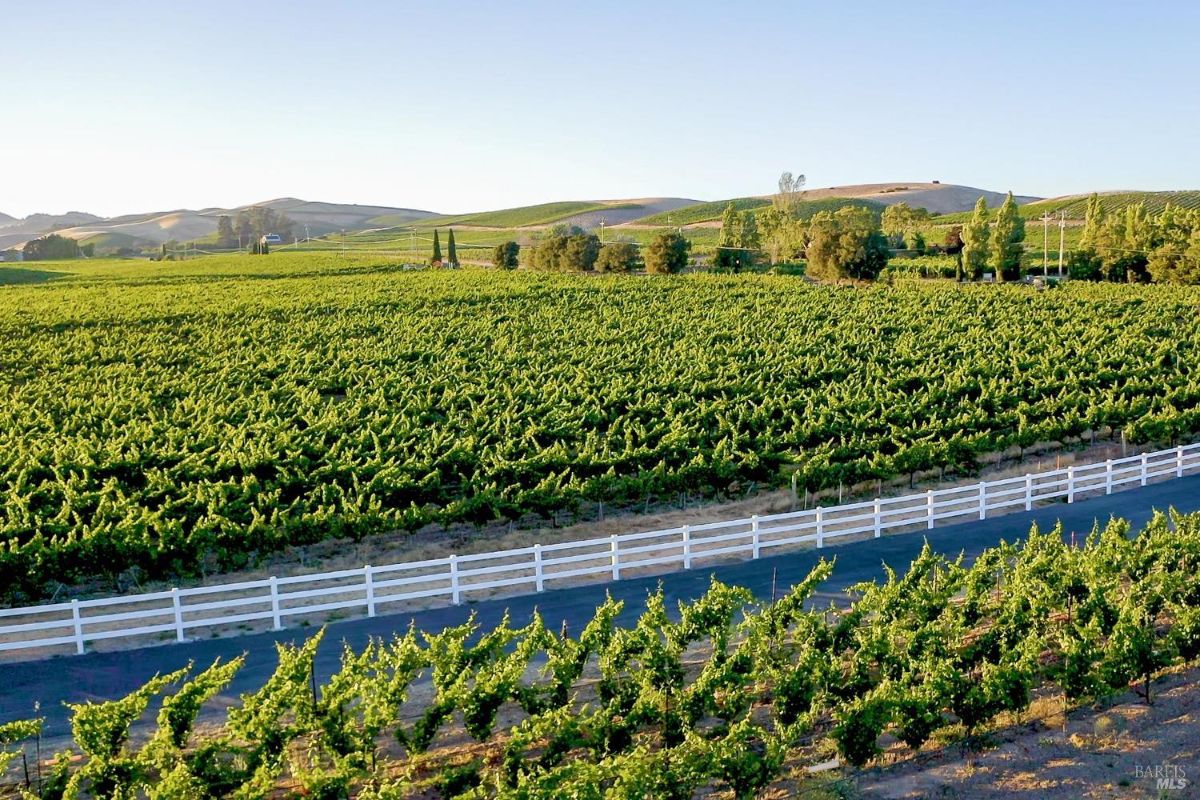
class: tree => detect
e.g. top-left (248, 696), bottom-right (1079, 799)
top-left (532, 231), bottom-right (600, 271)
top-left (23, 233), bottom-right (80, 261)
top-left (431, 229), bottom-right (442, 266)
top-left (774, 171), bottom-right (806, 215)
top-left (644, 231), bottom-right (691, 274)
top-left (1148, 228), bottom-right (1200, 284)
top-left (492, 241), bottom-right (520, 270)
top-left (987, 192), bottom-right (1025, 282)
top-left (595, 242), bottom-right (640, 273)
top-left (562, 233), bottom-right (601, 271)
top-left (1080, 193), bottom-right (1104, 251)
top-left (715, 203), bottom-right (760, 272)
top-left (881, 203), bottom-right (931, 249)
top-left (234, 207), bottom-right (293, 247)
top-left (960, 198), bottom-right (991, 279)
top-left (758, 206), bottom-right (805, 265)
top-left (943, 225), bottom-right (964, 255)
top-left (446, 229), bottom-right (458, 267)
top-left (216, 215), bottom-right (236, 249)
top-left (804, 206), bottom-right (888, 283)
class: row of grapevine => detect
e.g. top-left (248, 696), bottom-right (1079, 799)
top-left (2, 260), bottom-right (1200, 600)
top-left (3, 511), bottom-right (1199, 798)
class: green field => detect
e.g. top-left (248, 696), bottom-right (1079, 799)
top-left (2, 252), bottom-right (1200, 599)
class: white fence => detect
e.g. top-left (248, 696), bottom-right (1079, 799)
top-left (2, 444), bottom-right (1198, 658)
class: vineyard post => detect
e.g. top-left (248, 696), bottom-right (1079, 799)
top-left (1141, 453), bottom-right (1149, 486)
top-left (172, 587), bottom-right (185, 642)
top-left (815, 507), bottom-right (824, 548)
top-left (610, 535), bottom-right (621, 579)
top-left (1106, 459), bottom-right (1113, 494)
top-left (1024, 474), bottom-right (1033, 511)
top-left (1178, 446), bottom-right (1185, 478)
top-left (681, 526), bottom-right (691, 570)
top-left (71, 599), bottom-right (84, 655)
top-left (1066, 467), bottom-right (1075, 504)
top-left (926, 490), bottom-right (934, 530)
top-left (449, 555), bottom-right (461, 605)
top-left (533, 544), bottom-right (544, 592)
top-left (364, 566), bottom-right (376, 618)
top-left (269, 577), bottom-right (282, 630)
top-left (751, 515), bottom-right (760, 559)
top-left (873, 499), bottom-right (882, 538)
top-left (978, 483), bottom-right (987, 520)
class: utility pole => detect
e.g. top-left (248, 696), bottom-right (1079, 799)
top-left (599, 218), bottom-right (605, 243)
top-left (304, 224), bottom-right (310, 242)
top-left (1040, 211), bottom-right (1054, 278)
top-left (1058, 211), bottom-right (1066, 278)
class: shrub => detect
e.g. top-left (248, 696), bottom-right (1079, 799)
top-left (595, 242), bottom-right (640, 273)
top-left (644, 231), bottom-right (692, 274)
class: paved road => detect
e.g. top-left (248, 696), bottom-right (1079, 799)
top-left (3, 476), bottom-right (1198, 740)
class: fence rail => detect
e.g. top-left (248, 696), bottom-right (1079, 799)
top-left (2, 443), bottom-right (1198, 657)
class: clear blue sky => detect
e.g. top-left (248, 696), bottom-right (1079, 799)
top-left (4, 0), bottom-right (1198, 217)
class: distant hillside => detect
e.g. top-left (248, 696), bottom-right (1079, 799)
top-left (1019, 190), bottom-right (1200, 220)
top-left (636, 183), bottom-right (1040, 226)
top-left (410, 198), bottom-right (698, 230)
top-left (0, 212), bottom-right (15, 225)
top-left (6, 199), bottom-right (437, 252)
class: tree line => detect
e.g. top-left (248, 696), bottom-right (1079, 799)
top-left (485, 224), bottom-right (692, 274)
top-left (1067, 194), bottom-right (1200, 284)
top-left (215, 207), bottom-right (296, 249)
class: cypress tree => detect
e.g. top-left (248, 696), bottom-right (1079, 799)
top-left (987, 191), bottom-right (1024, 282)
top-left (960, 197), bottom-right (991, 280)
top-left (447, 229), bottom-right (458, 267)
top-left (431, 229), bottom-right (442, 266)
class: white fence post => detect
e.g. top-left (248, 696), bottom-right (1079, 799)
top-left (926, 490), bottom-right (935, 530)
top-left (449, 555), bottom-right (461, 605)
top-left (1066, 466), bottom-right (1075, 504)
top-left (1141, 453), bottom-right (1149, 486)
top-left (534, 544), bottom-right (544, 592)
top-left (71, 598), bottom-right (84, 655)
top-left (610, 534), bottom-right (621, 579)
top-left (873, 499), bottom-right (882, 538)
top-left (681, 526), bottom-right (691, 570)
top-left (816, 507), bottom-right (824, 548)
top-left (1024, 474), bottom-right (1033, 511)
top-left (172, 587), bottom-right (185, 643)
top-left (978, 483), bottom-right (987, 520)
top-left (1105, 459), bottom-right (1113, 494)
top-left (751, 515), bottom-right (760, 559)
top-left (364, 565), bottom-right (376, 618)
top-left (269, 576), bottom-right (283, 630)
top-left (1178, 445), bottom-right (1185, 478)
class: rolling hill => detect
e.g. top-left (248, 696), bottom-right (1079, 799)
top-left (2, 200), bottom-right (437, 252)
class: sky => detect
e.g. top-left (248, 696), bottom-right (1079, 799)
top-left (2, 0), bottom-right (1199, 218)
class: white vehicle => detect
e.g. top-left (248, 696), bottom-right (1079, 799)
top-left (261, 233), bottom-right (283, 245)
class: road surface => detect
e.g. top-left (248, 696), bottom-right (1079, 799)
top-left (2, 475), bottom-right (1198, 740)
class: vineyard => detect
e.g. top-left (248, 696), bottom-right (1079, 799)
top-left (632, 197), bottom-right (885, 227)
top-left (2, 257), bottom-right (1200, 601)
top-left (2, 511), bottom-right (1199, 798)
